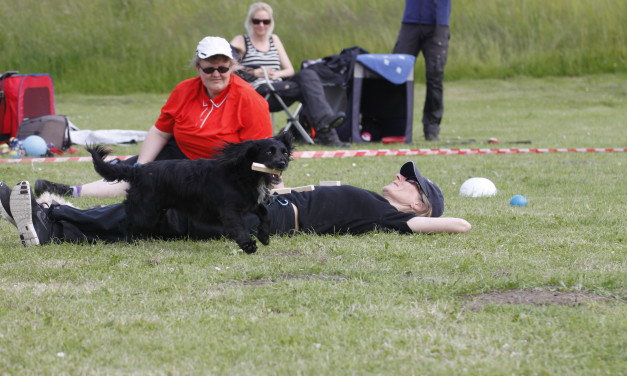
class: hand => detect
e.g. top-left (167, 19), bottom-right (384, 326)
top-left (267, 69), bottom-right (280, 79)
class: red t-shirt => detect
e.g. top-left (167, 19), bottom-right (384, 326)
top-left (155, 74), bottom-right (273, 159)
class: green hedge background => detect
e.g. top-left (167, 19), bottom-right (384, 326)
top-left (1, 0), bottom-right (625, 93)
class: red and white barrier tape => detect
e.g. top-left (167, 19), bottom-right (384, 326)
top-left (0, 148), bottom-right (624, 163)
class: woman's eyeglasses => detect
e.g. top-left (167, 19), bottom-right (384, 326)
top-left (197, 65), bottom-right (230, 74)
top-left (406, 178), bottom-right (419, 186)
top-left (252, 18), bottom-right (271, 25)
top-left (406, 178), bottom-right (429, 205)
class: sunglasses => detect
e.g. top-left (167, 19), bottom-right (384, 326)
top-left (406, 177), bottom-right (419, 186)
top-left (252, 18), bottom-right (272, 25)
top-left (197, 65), bottom-right (230, 74)
top-left (406, 178), bottom-right (429, 204)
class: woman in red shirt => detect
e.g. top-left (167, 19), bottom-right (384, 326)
top-left (35, 36), bottom-right (273, 197)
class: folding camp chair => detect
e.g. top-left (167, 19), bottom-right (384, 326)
top-left (256, 67), bottom-right (314, 144)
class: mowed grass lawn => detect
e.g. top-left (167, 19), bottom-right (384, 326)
top-left (0, 74), bottom-right (625, 375)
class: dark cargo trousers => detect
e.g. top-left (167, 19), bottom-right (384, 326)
top-left (393, 23), bottom-right (450, 139)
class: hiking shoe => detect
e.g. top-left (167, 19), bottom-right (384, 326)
top-left (0, 182), bottom-right (16, 227)
top-left (315, 128), bottom-right (350, 147)
top-left (10, 181), bottom-right (52, 246)
top-left (315, 112), bottom-right (346, 134)
top-left (425, 133), bottom-right (440, 141)
top-left (35, 179), bottom-right (73, 197)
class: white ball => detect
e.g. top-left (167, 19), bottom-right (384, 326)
top-left (459, 177), bottom-right (497, 197)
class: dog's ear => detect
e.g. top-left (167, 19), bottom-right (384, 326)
top-left (274, 131), bottom-right (294, 154)
top-left (244, 142), bottom-right (262, 162)
top-left (217, 140), bottom-right (256, 165)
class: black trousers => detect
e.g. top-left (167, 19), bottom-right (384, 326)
top-left (256, 69), bottom-right (334, 130)
top-left (46, 196), bottom-right (296, 244)
top-left (121, 138), bottom-right (188, 165)
top-left (393, 23), bottom-right (450, 137)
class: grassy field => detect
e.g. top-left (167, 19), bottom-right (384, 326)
top-left (0, 74), bottom-right (625, 374)
top-left (2, 0), bottom-right (625, 93)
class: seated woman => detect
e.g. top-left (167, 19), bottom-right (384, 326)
top-left (34, 36), bottom-right (273, 198)
top-left (230, 2), bottom-right (348, 147)
top-left (0, 161), bottom-right (471, 247)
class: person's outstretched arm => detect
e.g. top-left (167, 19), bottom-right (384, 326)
top-left (407, 216), bottom-right (472, 234)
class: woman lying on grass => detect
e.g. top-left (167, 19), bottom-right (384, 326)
top-left (0, 161), bottom-right (471, 247)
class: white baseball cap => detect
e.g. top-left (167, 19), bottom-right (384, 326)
top-left (196, 37), bottom-right (233, 60)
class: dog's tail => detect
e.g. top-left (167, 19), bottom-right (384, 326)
top-left (86, 145), bottom-right (135, 183)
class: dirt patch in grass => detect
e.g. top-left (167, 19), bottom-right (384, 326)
top-left (259, 251), bottom-right (304, 258)
top-left (464, 288), bottom-right (614, 310)
top-left (235, 273), bottom-right (346, 287)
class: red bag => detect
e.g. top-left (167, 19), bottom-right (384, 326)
top-left (1, 71), bottom-right (55, 142)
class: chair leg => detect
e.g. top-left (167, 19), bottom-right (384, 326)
top-left (261, 75), bottom-right (315, 144)
top-left (273, 97), bottom-right (315, 144)
top-left (284, 118), bottom-right (315, 144)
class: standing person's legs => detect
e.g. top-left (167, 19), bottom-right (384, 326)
top-left (421, 25), bottom-right (449, 141)
top-left (394, 23), bottom-right (449, 141)
top-left (392, 22), bottom-right (423, 56)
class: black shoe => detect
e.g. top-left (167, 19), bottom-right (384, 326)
top-left (34, 179), bottom-right (73, 197)
top-left (315, 112), bottom-right (346, 134)
top-left (425, 133), bottom-right (440, 141)
top-left (315, 129), bottom-right (350, 147)
top-left (10, 181), bottom-right (52, 246)
top-left (0, 182), bottom-right (16, 227)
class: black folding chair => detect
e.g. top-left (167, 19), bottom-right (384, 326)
top-left (258, 67), bottom-right (314, 144)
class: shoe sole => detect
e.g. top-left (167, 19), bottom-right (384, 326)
top-left (316, 115), bottom-right (346, 134)
top-left (10, 181), bottom-right (40, 246)
top-left (329, 115), bottom-right (345, 130)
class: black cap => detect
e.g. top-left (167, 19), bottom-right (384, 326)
top-left (399, 161), bottom-right (444, 217)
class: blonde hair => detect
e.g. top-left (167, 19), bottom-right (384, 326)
top-left (244, 2), bottom-right (275, 37)
top-left (414, 192), bottom-right (433, 217)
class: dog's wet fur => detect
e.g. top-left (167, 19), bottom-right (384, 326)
top-left (86, 132), bottom-right (293, 254)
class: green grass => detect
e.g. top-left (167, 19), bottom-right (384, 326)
top-left (0, 74), bottom-right (625, 374)
top-left (1, 0), bottom-right (625, 93)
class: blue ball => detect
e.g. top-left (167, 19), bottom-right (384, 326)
top-left (22, 135), bottom-right (48, 156)
top-left (510, 195), bottom-right (528, 206)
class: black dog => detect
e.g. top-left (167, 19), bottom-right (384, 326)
top-left (86, 132), bottom-right (293, 254)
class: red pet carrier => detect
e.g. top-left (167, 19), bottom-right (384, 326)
top-left (0, 71), bottom-right (56, 142)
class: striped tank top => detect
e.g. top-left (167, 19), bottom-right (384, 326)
top-left (241, 34), bottom-right (282, 89)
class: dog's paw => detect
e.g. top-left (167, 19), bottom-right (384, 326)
top-left (240, 241), bottom-right (258, 254)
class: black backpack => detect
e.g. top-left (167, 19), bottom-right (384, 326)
top-left (17, 114), bottom-right (72, 150)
